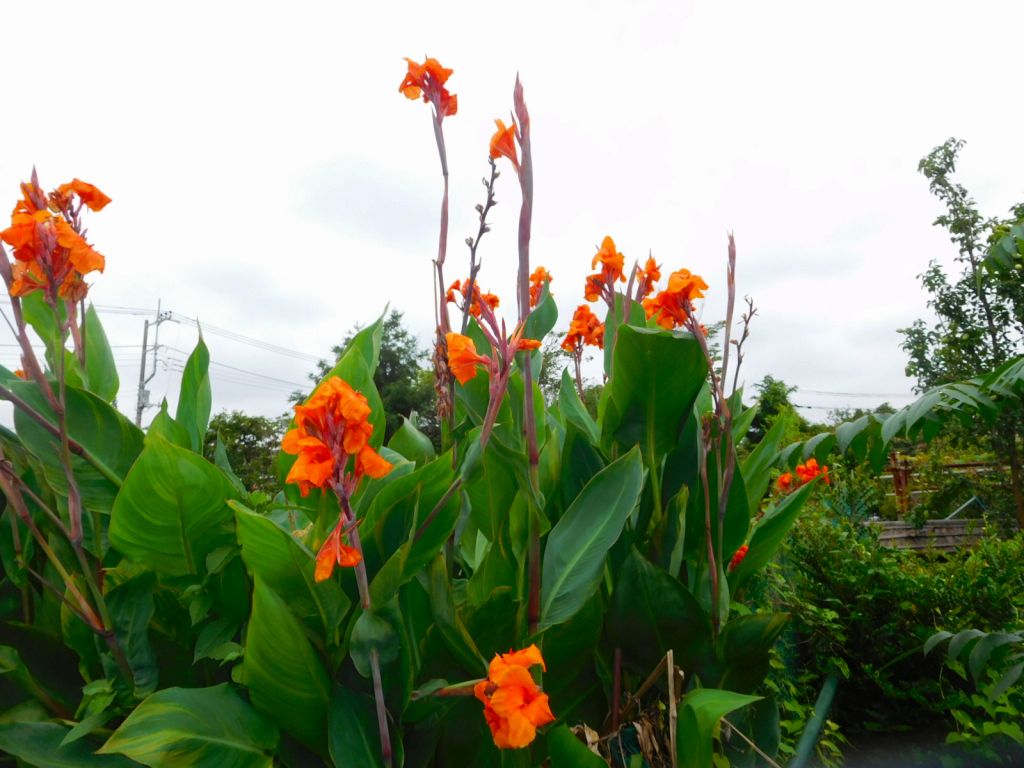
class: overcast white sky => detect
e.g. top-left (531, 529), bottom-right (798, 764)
top-left (2, 0), bottom-right (1022, 426)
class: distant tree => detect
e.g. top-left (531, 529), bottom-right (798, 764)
top-left (293, 310), bottom-right (438, 446)
top-left (748, 375), bottom-right (802, 444)
top-left (899, 138), bottom-right (1024, 525)
top-left (204, 410), bottom-right (286, 493)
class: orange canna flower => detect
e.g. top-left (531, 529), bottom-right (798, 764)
top-left (795, 457), bottom-right (828, 484)
top-left (562, 304), bottom-right (604, 353)
top-left (728, 544), bottom-right (749, 572)
top-left (445, 279), bottom-right (461, 303)
top-left (777, 472), bottom-right (793, 492)
top-left (516, 337), bottom-right (542, 351)
top-left (642, 266), bottom-right (709, 331)
top-left (667, 268), bottom-right (708, 303)
top-left (490, 119), bottom-right (519, 169)
top-left (281, 376), bottom-right (392, 497)
top-left (583, 274), bottom-right (605, 303)
top-left (399, 56), bottom-right (457, 117)
top-left (13, 369), bottom-right (25, 379)
top-left (528, 266), bottom-right (552, 308)
top-left (636, 255), bottom-right (662, 299)
top-left (591, 236), bottom-right (625, 283)
top-left (314, 523), bottom-right (362, 582)
top-left (474, 645), bottom-right (554, 749)
top-left (446, 332), bottom-right (491, 385)
top-left (0, 175), bottom-right (109, 301)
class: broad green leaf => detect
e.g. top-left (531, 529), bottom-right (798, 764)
top-left (683, 446), bottom-right (749, 563)
top-left (100, 684), bottom-right (278, 767)
top-left (11, 380), bottom-right (142, 513)
top-left (923, 630), bottom-right (953, 657)
top-left (609, 548), bottom-right (712, 673)
top-left (523, 288), bottom-right (558, 342)
top-left (213, 435), bottom-right (247, 495)
top-left (82, 304), bottom-right (119, 402)
top-left (363, 453), bottom-right (458, 604)
top-left (713, 613), bottom-right (789, 693)
top-left (146, 400), bottom-right (190, 449)
top-left (601, 324), bottom-right (708, 460)
top-left (20, 293), bottom-right (83, 386)
top-left (801, 432), bottom-right (836, 463)
top-left (728, 482), bottom-right (816, 593)
top-left (329, 686), bottom-right (397, 768)
top-left (677, 688), bottom-right (761, 768)
top-left (241, 578), bottom-right (330, 752)
top-left (388, 414), bottom-right (436, 466)
top-left (232, 502), bottom-right (349, 644)
top-left (968, 632), bottom-right (1021, 684)
top-left (465, 436), bottom-right (519, 542)
top-left (741, 413), bottom-right (790, 514)
top-left (539, 447), bottom-right (644, 631)
top-left (0, 722), bottom-right (139, 767)
top-left (834, 414), bottom-right (870, 456)
top-left (104, 570), bottom-right (158, 699)
top-left (547, 724), bottom-right (605, 767)
top-left (174, 336), bottom-right (212, 453)
top-left (350, 609), bottom-right (400, 678)
top-left (558, 369), bottom-right (598, 446)
top-left (427, 554), bottom-right (486, 673)
top-left (948, 628), bottom-right (986, 662)
top-left (602, 290), bottom-right (648, 377)
top-left (109, 434), bottom-right (237, 576)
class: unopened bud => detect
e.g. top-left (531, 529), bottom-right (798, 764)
top-left (475, 204), bottom-right (484, 213)
top-left (465, 237), bottom-right (474, 247)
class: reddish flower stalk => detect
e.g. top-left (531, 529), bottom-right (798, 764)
top-left (490, 76), bottom-right (543, 634)
top-left (399, 57), bottom-right (458, 432)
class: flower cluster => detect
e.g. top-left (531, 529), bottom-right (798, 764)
top-left (796, 457), bottom-right (830, 484)
top-left (634, 255), bottom-right (662, 300)
top-left (281, 377), bottom-right (393, 580)
top-left (777, 458), bottom-right (830, 493)
top-left (561, 304), bottom-right (604, 353)
top-left (642, 268), bottom-right (709, 331)
top-left (474, 645), bottom-right (554, 749)
top-left (282, 377), bottom-right (392, 497)
top-left (583, 236), bottom-right (625, 306)
top-left (399, 57), bottom-right (457, 118)
top-left (446, 279), bottom-right (500, 318)
top-left (728, 544), bottom-right (749, 572)
top-left (0, 175), bottom-right (110, 301)
top-left (528, 266), bottom-right (551, 308)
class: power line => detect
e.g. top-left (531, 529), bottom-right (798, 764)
top-left (800, 389), bottom-right (915, 399)
top-left (168, 312), bottom-right (321, 363)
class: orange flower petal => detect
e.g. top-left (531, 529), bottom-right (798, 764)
top-left (489, 119), bottom-right (519, 168)
top-left (57, 179), bottom-right (111, 212)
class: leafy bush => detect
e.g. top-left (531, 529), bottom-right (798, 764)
top-left (758, 508), bottom-right (1024, 759)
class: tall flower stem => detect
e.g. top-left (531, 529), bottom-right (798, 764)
top-left (337, 492), bottom-right (392, 768)
top-left (686, 235), bottom-right (740, 636)
top-left (512, 77), bottom-right (543, 636)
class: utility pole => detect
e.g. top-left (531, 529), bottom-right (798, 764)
top-left (134, 301), bottom-right (171, 427)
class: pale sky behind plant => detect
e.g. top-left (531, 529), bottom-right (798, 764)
top-left (2, 0), bottom-right (1023, 426)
